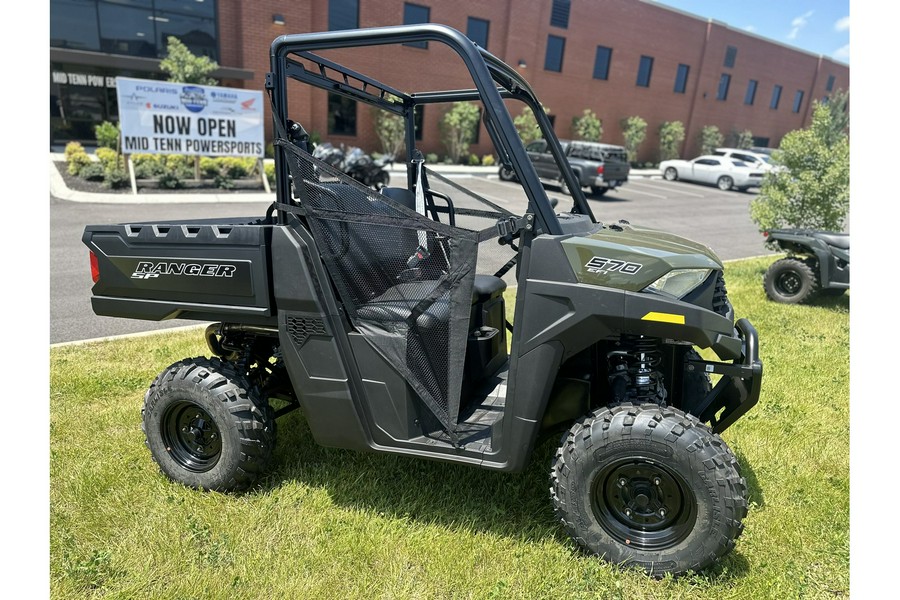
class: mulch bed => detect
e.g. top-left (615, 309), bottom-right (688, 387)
top-left (54, 161), bottom-right (268, 195)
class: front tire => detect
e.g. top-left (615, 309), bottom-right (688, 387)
top-left (663, 167), bottom-right (678, 181)
top-left (550, 403), bottom-right (747, 576)
top-left (142, 357), bottom-right (276, 492)
top-left (590, 186), bottom-right (609, 197)
top-left (763, 257), bottom-right (818, 304)
top-left (717, 175), bottom-right (734, 191)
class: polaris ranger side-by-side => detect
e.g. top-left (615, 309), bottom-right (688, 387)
top-left (82, 25), bottom-right (762, 576)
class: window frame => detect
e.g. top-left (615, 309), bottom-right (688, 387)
top-left (544, 34), bottom-right (566, 73)
top-left (636, 55), bottom-right (654, 88)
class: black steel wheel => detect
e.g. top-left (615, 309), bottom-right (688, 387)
top-left (142, 356), bottom-right (275, 491)
top-left (717, 175), bottom-right (734, 191)
top-left (550, 403), bottom-right (747, 576)
top-left (763, 257), bottom-right (817, 304)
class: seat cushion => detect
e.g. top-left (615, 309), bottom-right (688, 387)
top-left (812, 232), bottom-right (849, 249)
top-left (356, 280), bottom-right (449, 332)
top-left (472, 275), bottom-right (507, 303)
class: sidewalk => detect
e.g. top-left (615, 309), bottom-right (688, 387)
top-left (50, 153), bottom-right (660, 204)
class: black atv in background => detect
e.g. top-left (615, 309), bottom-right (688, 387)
top-left (83, 24), bottom-right (762, 577)
top-left (763, 229), bottom-right (849, 303)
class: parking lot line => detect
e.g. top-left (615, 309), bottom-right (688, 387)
top-left (629, 180), bottom-right (706, 198)
top-left (617, 185), bottom-right (668, 199)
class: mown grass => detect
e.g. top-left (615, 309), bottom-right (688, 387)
top-left (50, 257), bottom-right (849, 599)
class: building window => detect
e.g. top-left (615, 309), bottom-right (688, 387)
top-left (329, 0), bottom-right (359, 31)
top-left (674, 64), bottom-right (689, 93)
top-left (550, 0), bottom-right (570, 29)
top-left (716, 73), bottom-right (731, 101)
top-left (792, 90), bottom-right (804, 113)
top-left (328, 93), bottom-right (357, 136)
top-left (403, 3), bottom-right (430, 48)
top-left (744, 79), bottom-right (758, 105)
top-left (544, 35), bottom-right (565, 72)
top-left (467, 17), bottom-right (489, 49)
top-left (593, 46), bottom-right (612, 80)
top-left (724, 45), bottom-right (737, 68)
top-left (770, 85), bottom-right (782, 110)
top-left (826, 74), bottom-right (836, 92)
top-left (636, 55), bottom-right (653, 87)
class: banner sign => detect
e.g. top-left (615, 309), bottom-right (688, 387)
top-left (116, 77), bottom-right (264, 157)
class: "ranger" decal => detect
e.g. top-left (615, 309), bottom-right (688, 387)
top-left (131, 261), bottom-right (237, 279)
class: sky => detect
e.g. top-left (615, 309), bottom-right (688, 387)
top-left (652, 1), bottom-right (850, 63)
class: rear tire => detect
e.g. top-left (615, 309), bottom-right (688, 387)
top-left (498, 166), bottom-right (517, 181)
top-left (717, 176), bottom-right (734, 191)
top-left (590, 186), bottom-right (609, 197)
top-left (664, 167), bottom-right (678, 181)
top-left (763, 258), bottom-right (818, 304)
top-left (550, 403), bottom-right (747, 576)
top-left (142, 357), bottom-right (276, 492)
top-left (372, 171), bottom-right (389, 190)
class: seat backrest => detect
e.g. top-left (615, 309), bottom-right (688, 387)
top-left (381, 186), bottom-right (417, 211)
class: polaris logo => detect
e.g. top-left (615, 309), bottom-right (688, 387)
top-left (131, 261), bottom-right (237, 279)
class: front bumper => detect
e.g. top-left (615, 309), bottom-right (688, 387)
top-left (683, 318), bottom-right (763, 433)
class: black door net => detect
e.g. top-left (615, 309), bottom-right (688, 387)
top-left (276, 140), bottom-right (487, 434)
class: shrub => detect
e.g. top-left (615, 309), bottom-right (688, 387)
top-left (264, 162), bottom-right (276, 187)
top-left (164, 155), bottom-right (193, 179)
top-left (467, 153), bottom-right (481, 166)
top-left (513, 104), bottom-right (548, 145)
top-left (425, 153), bottom-right (439, 164)
top-left (214, 174), bottom-right (235, 189)
top-left (731, 129), bottom-right (754, 149)
top-left (132, 154), bottom-right (166, 179)
top-left (481, 154), bottom-right (495, 167)
top-left (95, 147), bottom-right (121, 171)
top-left (265, 143), bottom-right (275, 159)
top-left (219, 157), bottom-right (256, 179)
top-left (103, 164), bottom-right (129, 189)
top-left (64, 141), bottom-right (85, 161)
top-left (158, 170), bottom-right (183, 189)
top-left (658, 120), bottom-right (685, 162)
top-left (699, 125), bottom-right (723, 156)
top-left (571, 109), bottom-right (602, 142)
top-left (199, 156), bottom-right (221, 178)
top-left (67, 149), bottom-right (92, 176)
top-left (94, 121), bottom-right (120, 150)
top-left (79, 162), bottom-right (106, 181)
top-left (373, 108), bottom-right (406, 158)
top-left (620, 116), bottom-right (647, 164)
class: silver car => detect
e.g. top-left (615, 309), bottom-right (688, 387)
top-left (659, 155), bottom-right (764, 191)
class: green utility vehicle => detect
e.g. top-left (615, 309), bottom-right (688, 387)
top-left (83, 24), bottom-right (762, 576)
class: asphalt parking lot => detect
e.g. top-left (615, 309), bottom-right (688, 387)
top-left (50, 175), bottom-right (771, 344)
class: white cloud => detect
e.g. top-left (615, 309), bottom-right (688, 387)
top-left (833, 44), bottom-right (850, 60)
top-left (788, 10), bottom-right (814, 40)
top-left (834, 16), bottom-right (850, 32)
top-left (744, 25), bottom-right (756, 33)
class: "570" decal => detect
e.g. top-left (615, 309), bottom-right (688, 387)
top-left (585, 256), bottom-right (643, 275)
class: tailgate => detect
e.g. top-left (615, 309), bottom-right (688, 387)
top-left (603, 159), bottom-right (631, 182)
top-left (83, 219), bottom-right (274, 324)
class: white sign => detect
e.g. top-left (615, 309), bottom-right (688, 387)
top-left (116, 77), bottom-right (264, 157)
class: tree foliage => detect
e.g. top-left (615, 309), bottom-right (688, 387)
top-left (658, 121), bottom-right (685, 162)
top-left (160, 36), bottom-right (218, 85)
top-left (94, 121), bottom-right (120, 150)
top-left (513, 104), bottom-right (549, 146)
top-left (699, 125), bottom-right (723, 156)
top-left (620, 116), bottom-right (647, 164)
top-left (439, 102), bottom-right (481, 163)
top-left (372, 108), bottom-right (405, 159)
top-left (571, 109), bottom-right (602, 142)
top-left (820, 88), bottom-right (850, 146)
top-left (732, 129), bottom-right (754, 149)
top-left (749, 103), bottom-right (849, 232)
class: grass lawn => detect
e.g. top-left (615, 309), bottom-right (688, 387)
top-left (50, 257), bottom-right (849, 599)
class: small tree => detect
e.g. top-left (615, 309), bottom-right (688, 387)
top-left (513, 104), bottom-right (549, 146)
top-left (439, 102), bottom-right (481, 163)
top-left (698, 125), bottom-right (723, 156)
top-left (731, 129), bottom-right (753, 149)
top-left (620, 116), bottom-right (647, 164)
top-left (160, 36), bottom-right (218, 85)
top-left (821, 88), bottom-right (850, 145)
top-left (658, 121), bottom-right (685, 162)
top-left (749, 103), bottom-right (849, 232)
top-left (372, 108), bottom-right (405, 158)
top-left (571, 109), bottom-right (602, 142)
top-left (94, 121), bottom-right (120, 150)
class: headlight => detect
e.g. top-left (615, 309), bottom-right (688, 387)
top-left (645, 268), bottom-right (712, 298)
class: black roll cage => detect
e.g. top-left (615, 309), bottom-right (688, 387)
top-left (268, 23), bottom-right (597, 235)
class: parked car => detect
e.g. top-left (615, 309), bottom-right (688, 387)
top-left (500, 138), bottom-right (630, 196)
top-left (712, 147), bottom-right (775, 172)
top-left (660, 155), bottom-right (764, 191)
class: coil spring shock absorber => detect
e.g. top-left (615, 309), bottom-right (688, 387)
top-left (607, 335), bottom-right (667, 406)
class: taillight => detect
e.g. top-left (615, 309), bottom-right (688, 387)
top-left (596, 165), bottom-right (605, 175)
top-left (763, 231), bottom-right (769, 238)
top-left (90, 251), bottom-right (100, 283)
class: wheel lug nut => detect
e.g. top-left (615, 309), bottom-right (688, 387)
top-left (210, 433), bottom-right (217, 439)
top-left (625, 509), bottom-right (632, 518)
top-left (618, 478), bottom-right (627, 488)
top-left (182, 426), bottom-right (188, 433)
top-left (659, 508), bottom-right (667, 518)
top-left (654, 477), bottom-right (661, 486)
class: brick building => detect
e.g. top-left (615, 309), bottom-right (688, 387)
top-left (50, 0), bottom-right (849, 162)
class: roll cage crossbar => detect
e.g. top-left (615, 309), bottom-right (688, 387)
top-left (268, 23), bottom-right (597, 234)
